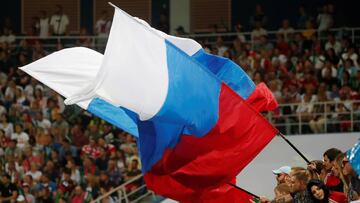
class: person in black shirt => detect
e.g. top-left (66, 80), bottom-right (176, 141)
top-left (0, 174), bottom-right (18, 203)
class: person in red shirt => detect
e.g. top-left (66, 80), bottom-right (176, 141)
top-left (81, 137), bottom-right (101, 159)
top-left (97, 137), bottom-right (116, 157)
top-left (323, 148), bottom-right (344, 192)
top-left (71, 186), bottom-right (89, 203)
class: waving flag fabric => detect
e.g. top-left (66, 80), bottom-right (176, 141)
top-left (21, 4), bottom-right (278, 201)
top-left (348, 140), bottom-right (360, 176)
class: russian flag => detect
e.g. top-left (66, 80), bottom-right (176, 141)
top-left (20, 5), bottom-right (278, 201)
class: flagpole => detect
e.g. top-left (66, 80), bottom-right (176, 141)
top-left (228, 183), bottom-right (260, 199)
top-left (278, 132), bottom-right (311, 164)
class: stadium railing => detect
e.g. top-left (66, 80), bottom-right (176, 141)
top-left (7, 27), bottom-right (360, 52)
top-left (266, 100), bottom-right (360, 135)
top-left (92, 174), bottom-right (158, 203)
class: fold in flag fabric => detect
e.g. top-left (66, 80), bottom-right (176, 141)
top-left (20, 4), bottom-right (278, 202)
top-left (348, 140), bottom-right (360, 176)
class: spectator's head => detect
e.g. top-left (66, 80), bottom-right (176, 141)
top-left (255, 4), bottom-right (263, 14)
top-left (323, 148), bottom-right (342, 171)
top-left (74, 185), bottom-right (83, 196)
top-left (307, 160), bottom-right (326, 181)
top-left (0, 113), bottom-right (8, 123)
top-left (35, 111), bottom-right (44, 121)
top-left (344, 58), bottom-right (354, 68)
top-left (254, 21), bottom-right (262, 29)
top-left (30, 162), bottom-right (39, 172)
top-left (63, 168), bottom-right (72, 181)
top-left (130, 159), bottom-right (139, 170)
top-left (274, 183), bottom-right (291, 200)
top-left (342, 155), bottom-right (356, 177)
top-left (99, 171), bottom-right (109, 182)
top-left (327, 33), bottom-right (335, 43)
top-left (23, 174), bottom-right (33, 184)
top-left (39, 10), bottom-right (47, 18)
top-left (0, 129), bottom-right (5, 138)
top-left (101, 10), bottom-right (108, 19)
top-left (34, 86), bottom-right (43, 98)
top-left (61, 138), bottom-right (70, 147)
top-left (14, 123), bottom-right (23, 133)
top-left (41, 174), bottom-right (50, 183)
top-left (55, 4), bottom-right (63, 15)
top-left (66, 159), bottom-right (76, 169)
top-left (273, 166), bottom-right (291, 184)
top-left (307, 179), bottom-right (329, 201)
top-left (1, 173), bottom-right (11, 184)
top-left (22, 183), bottom-right (30, 194)
top-left (51, 149), bottom-right (59, 160)
top-left (98, 137), bottom-right (106, 147)
top-left (282, 19), bottom-right (290, 28)
top-left (290, 170), bottom-right (309, 193)
top-left (332, 153), bottom-right (346, 179)
top-left (107, 159), bottom-right (116, 170)
top-left (89, 137), bottom-right (97, 147)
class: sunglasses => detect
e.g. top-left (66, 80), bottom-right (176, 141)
top-left (342, 160), bottom-right (349, 167)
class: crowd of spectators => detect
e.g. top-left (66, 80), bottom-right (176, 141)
top-left (0, 2), bottom-right (360, 203)
top-left (0, 12), bottom-right (142, 201)
top-left (194, 3), bottom-right (360, 134)
top-left (255, 148), bottom-right (360, 203)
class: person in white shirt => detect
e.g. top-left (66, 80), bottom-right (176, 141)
top-left (278, 19), bottom-right (294, 41)
top-left (25, 163), bottom-right (42, 182)
top-left (11, 124), bottom-right (29, 150)
top-left (324, 33), bottom-right (342, 55)
top-left (317, 5), bottom-right (333, 32)
top-left (34, 112), bottom-right (51, 133)
top-left (95, 10), bottom-right (112, 52)
top-left (39, 10), bottom-right (50, 38)
top-left (50, 5), bottom-right (69, 36)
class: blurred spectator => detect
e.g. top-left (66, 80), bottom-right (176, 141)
top-left (249, 4), bottom-right (268, 28)
top-left (0, 173), bottom-right (18, 202)
top-left (50, 5), bottom-right (69, 36)
top-left (297, 5), bottom-right (311, 29)
top-left (71, 185), bottom-right (88, 203)
top-left (11, 123), bottom-right (29, 150)
top-left (342, 155), bottom-right (360, 201)
top-left (107, 159), bottom-right (122, 185)
top-left (340, 45), bottom-right (359, 68)
top-left (215, 36), bottom-right (228, 56)
top-left (39, 11), bottom-right (50, 39)
top-left (317, 5), bottom-right (333, 32)
top-left (251, 21), bottom-right (267, 50)
top-left (76, 27), bottom-right (91, 48)
top-left (290, 169), bottom-right (313, 202)
top-left (274, 183), bottom-right (292, 202)
top-left (323, 148), bottom-right (343, 192)
top-left (324, 33), bottom-right (342, 55)
top-left (0, 113), bottom-right (14, 138)
top-left (23, 183), bottom-right (36, 203)
top-left (278, 19), bottom-right (294, 41)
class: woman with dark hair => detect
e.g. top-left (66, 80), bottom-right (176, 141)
top-left (307, 179), bottom-right (347, 203)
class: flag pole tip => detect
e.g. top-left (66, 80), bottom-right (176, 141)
top-left (108, 2), bottom-right (116, 8)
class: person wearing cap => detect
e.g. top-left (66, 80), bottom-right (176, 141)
top-left (273, 166), bottom-right (291, 185)
top-left (22, 183), bottom-right (35, 203)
